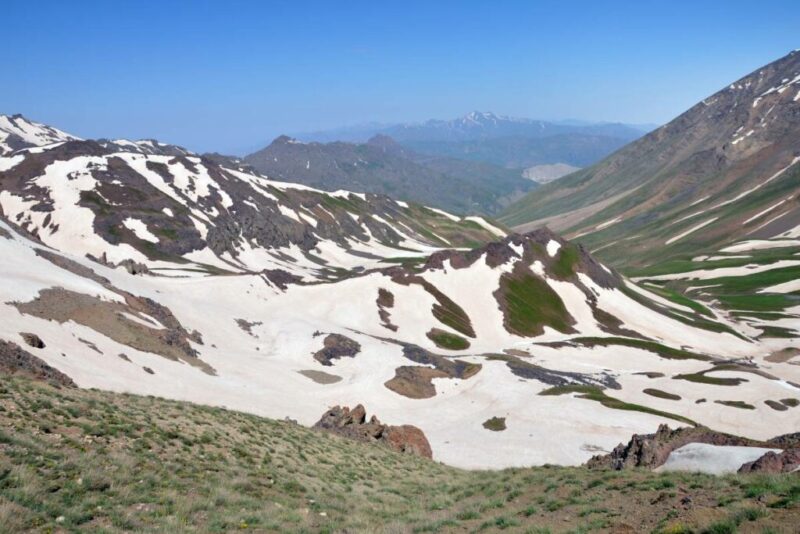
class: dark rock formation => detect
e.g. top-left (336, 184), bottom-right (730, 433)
top-left (313, 404), bottom-right (432, 458)
top-left (19, 332), bottom-right (45, 349)
top-left (587, 424), bottom-right (765, 470)
top-left (738, 448), bottom-right (800, 474)
top-left (0, 340), bottom-right (75, 387)
top-left (766, 431), bottom-right (800, 449)
top-left (313, 334), bottom-right (361, 366)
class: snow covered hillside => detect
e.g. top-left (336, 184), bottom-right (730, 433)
top-left (1, 116), bottom-right (798, 469)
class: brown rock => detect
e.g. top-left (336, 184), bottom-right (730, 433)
top-left (587, 424), bottom-right (765, 470)
top-left (738, 448), bottom-right (800, 474)
top-left (20, 332), bottom-right (45, 349)
top-left (313, 404), bottom-right (432, 458)
top-left (313, 334), bottom-right (361, 366)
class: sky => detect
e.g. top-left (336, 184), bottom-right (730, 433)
top-left (3, 0), bottom-right (798, 154)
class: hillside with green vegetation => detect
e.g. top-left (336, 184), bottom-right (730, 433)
top-left (499, 51), bottom-right (800, 273)
top-left (1, 377), bottom-right (798, 533)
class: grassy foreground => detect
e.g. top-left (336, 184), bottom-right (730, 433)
top-left (0, 377), bottom-right (798, 533)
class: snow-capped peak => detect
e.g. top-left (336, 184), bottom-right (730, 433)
top-left (0, 114), bottom-right (80, 155)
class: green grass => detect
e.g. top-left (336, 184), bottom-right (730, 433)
top-left (553, 336), bottom-right (711, 361)
top-left (714, 400), bottom-right (756, 410)
top-left (0, 376), bottom-right (798, 533)
top-left (482, 417), bottom-right (507, 432)
top-left (643, 388), bottom-right (681, 401)
top-left (673, 372), bottom-right (747, 387)
top-left (499, 271), bottom-right (574, 335)
top-left (551, 243), bottom-right (580, 279)
top-left (538, 385), bottom-right (696, 425)
top-left (642, 283), bottom-right (714, 317)
top-left (426, 329), bottom-right (470, 351)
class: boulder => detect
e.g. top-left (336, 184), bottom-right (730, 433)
top-left (20, 332), bottom-right (45, 349)
top-left (738, 448), bottom-right (800, 474)
top-left (313, 404), bottom-right (432, 458)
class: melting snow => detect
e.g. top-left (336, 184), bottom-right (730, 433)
top-left (464, 216), bottom-right (506, 238)
top-left (122, 217), bottom-right (159, 243)
top-left (666, 218), bottom-right (718, 245)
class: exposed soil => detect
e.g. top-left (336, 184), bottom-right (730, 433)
top-left (298, 369), bottom-right (342, 384)
top-left (12, 287), bottom-right (215, 374)
top-left (384, 366), bottom-right (449, 399)
top-left (376, 287), bottom-right (398, 331)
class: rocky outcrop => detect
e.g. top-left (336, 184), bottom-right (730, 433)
top-left (313, 404), bottom-right (432, 458)
top-left (587, 424), bottom-right (764, 470)
top-left (738, 448), bottom-right (800, 474)
top-left (20, 332), bottom-right (45, 349)
top-left (312, 334), bottom-right (361, 366)
top-left (0, 340), bottom-right (75, 387)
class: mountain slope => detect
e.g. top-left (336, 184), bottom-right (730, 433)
top-left (500, 51), bottom-right (800, 271)
top-left (243, 134), bottom-right (534, 215)
top-left (0, 116), bottom-right (504, 280)
top-left (2, 375), bottom-right (798, 533)
top-left (0, 114), bottom-right (79, 155)
top-left (1, 115), bottom-right (798, 469)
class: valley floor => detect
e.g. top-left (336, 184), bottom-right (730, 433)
top-left (1, 377), bottom-right (798, 533)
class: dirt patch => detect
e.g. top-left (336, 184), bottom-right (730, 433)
top-left (376, 288), bottom-right (397, 331)
top-left (0, 340), bottom-right (75, 387)
top-left (12, 287), bottom-right (214, 375)
top-left (235, 318), bottom-right (263, 337)
top-left (384, 366), bottom-right (448, 399)
top-left (298, 369), bottom-right (342, 384)
top-left (765, 347), bottom-right (800, 363)
top-left (503, 348), bottom-right (530, 357)
top-left (312, 334), bottom-right (361, 366)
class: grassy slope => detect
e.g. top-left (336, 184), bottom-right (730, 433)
top-left (1, 377), bottom-right (799, 533)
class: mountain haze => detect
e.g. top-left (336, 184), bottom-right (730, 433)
top-left (244, 134), bottom-right (535, 215)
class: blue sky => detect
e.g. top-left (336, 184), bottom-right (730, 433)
top-left (3, 0), bottom-right (798, 154)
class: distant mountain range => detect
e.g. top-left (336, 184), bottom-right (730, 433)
top-left (241, 112), bottom-right (656, 215)
top-left (293, 112), bottom-right (653, 169)
top-left (243, 134), bottom-right (535, 215)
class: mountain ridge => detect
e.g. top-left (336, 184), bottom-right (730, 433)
top-left (243, 133), bottom-right (535, 215)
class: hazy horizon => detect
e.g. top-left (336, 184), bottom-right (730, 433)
top-left (2, 0), bottom-right (798, 154)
